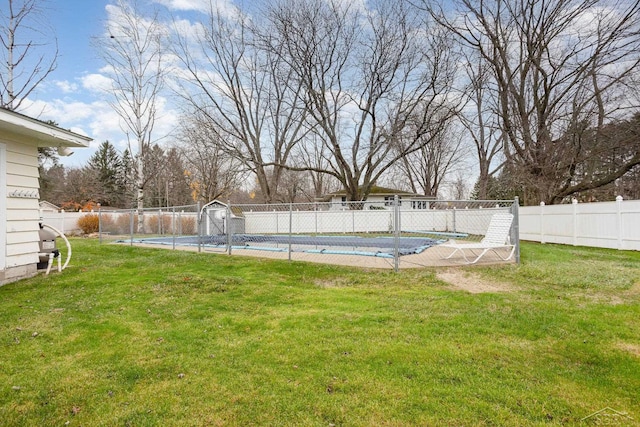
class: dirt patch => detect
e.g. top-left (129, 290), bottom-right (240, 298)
top-left (625, 281), bottom-right (640, 297)
top-left (314, 277), bottom-right (353, 288)
top-left (436, 269), bottom-right (513, 294)
top-left (616, 342), bottom-right (640, 357)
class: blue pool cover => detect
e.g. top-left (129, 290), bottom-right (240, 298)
top-left (124, 234), bottom-right (444, 258)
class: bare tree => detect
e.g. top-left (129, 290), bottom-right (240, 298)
top-left (395, 113), bottom-right (468, 197)
top-left (141, 145), bottom-right (190, 207)
top-left (459, 51), bottom-right (505, 199)
top-left (266, 0), bottom-right (460, 204)
top-left (62, 167), bottom-right (102, 209)
top-left (98, 0), bottom-right (167, 229)
top-left (293, 134), bottom-right (342, 199)
top-left (431, 0), bottom-right (640, 204)
top-left (0, 0), bottom-right (57, 110)
top-left (449, 172), bottom-right (470, 200)
top-left (177, 113), bottom-right (245, 203)
top-left (172, 5), bottom-right (310, 203)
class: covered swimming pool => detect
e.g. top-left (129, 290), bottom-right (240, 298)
top-left (122, 233), bottom-right (446, 258)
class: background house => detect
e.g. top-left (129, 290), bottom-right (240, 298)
top-left (1, 109), bottom-right (91, 285)
top-left (322, 186), bottom-right (436, 210)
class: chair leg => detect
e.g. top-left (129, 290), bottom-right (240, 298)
top-left (443, 247), bottom-right (462, 260)
top-left (490, 246), bottom-right (516, 261)
top-left (467, 248), bottom-right (491, 264)
top-left (443, 247), bottom-right (476, 264)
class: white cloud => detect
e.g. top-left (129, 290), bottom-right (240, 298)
top-left (80, 73), bottom-right (113, 93)
top-left (54, 80), bottom-right (79, 94)
top-left (152, 0), bottom-right (230, 13)
top-left (170, 17), bottom-right (206, 43)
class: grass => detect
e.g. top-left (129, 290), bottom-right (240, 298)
top-left (1, 240), bottom-right (639, 426)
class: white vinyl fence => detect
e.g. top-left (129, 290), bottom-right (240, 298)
top-left (40, 205), bottom-right (509, 238)
top-left (42, 197), bottom-right (639, 253)
top-left (519, 197), bottom-right (640, 251)
top-left (241, 207), bottom-right (505, 236)
top-left (40, 211), bottom-right (86, 235)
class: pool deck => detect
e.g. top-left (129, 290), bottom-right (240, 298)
top-left (123, 241), bottom-right (516, 269)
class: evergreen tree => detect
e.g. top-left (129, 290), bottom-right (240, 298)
top-left (87, 141), bottom-right (126, 207)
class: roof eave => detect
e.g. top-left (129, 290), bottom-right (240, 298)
top-left (0, 108), bottom-right (92, 148)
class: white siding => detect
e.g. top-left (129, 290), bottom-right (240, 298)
top-left (0, 142), bottom-right (6, 271)
top-left (4, 140), bottom-right (40, 269)
top-left (0, 110), bottom-right (92, 285)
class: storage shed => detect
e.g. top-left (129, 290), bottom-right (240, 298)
top-left (1, 108), bottom-right (91, 285)
top-left (202, 200), bottom-right (245, 236)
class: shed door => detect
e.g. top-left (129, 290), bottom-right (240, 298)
top-left (0, 143), bottom-right (6, 270)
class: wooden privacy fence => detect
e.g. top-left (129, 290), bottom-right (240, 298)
top-left (519, 197), bottom-right (640, 251)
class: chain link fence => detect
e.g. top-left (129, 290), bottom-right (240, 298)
top-left (96, 204), bottom-right (201, 250)
top-left (99, 198), bottom-right (520, 270)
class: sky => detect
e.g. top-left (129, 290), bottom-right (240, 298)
top-left (18, 0), bottom-right (219, 168)
top-left (22, 0), bottom-right (117, 166)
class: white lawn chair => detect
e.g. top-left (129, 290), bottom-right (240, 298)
top-left (441, 212), bottom-right (516, 264)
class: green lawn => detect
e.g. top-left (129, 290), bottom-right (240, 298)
top-left (1, 240), bottom-right (638, 426)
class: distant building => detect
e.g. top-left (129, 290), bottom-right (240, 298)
top-left (39, 201), bottom-right (61, 213)
top-left (321, 186), bottom-right (436, 210)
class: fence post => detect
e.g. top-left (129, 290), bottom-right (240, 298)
top-left (129, 210), bottom-right (134, 246)
top-left (393, 195), bottom-right (400, 272)
top-left (540, 202), bottom-right (545, 244)
top-left (288, 202), bottom-right (293, 261)
top-left (197, 202), bottom-right (202, 253)
top-left (616, 195), bottom-right (623, 250)
top-left (227, 201), bottom-right (233, 255)
top-left (98, 204), bottom-right (102, 244)
top-left (452, 207), bottom-right (457, 234)
top-left (512, 197), bottom-right (520, 264)
top-left (172, 207), bottom-right (176, 250)
top-left (572, 198), bottom-right (578, 246)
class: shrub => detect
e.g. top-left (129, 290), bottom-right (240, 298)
top-left (181, 216), bottom-right (196, 234)
top-left (115, 213), bottom-right (136, 234)
top-left (147, 213), bottom-right (173, 235)
top-left (99, 214), bottom-right (118, 234)
top-left (77, 214), bottom-right (99, 234)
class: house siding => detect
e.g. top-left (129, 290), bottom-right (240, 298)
top-left (0, 142), bottom-right (5, 273)
top-left (1, 139), bottom-right (40, 285)
top-left (0, 110), bottom-right (91, 286)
